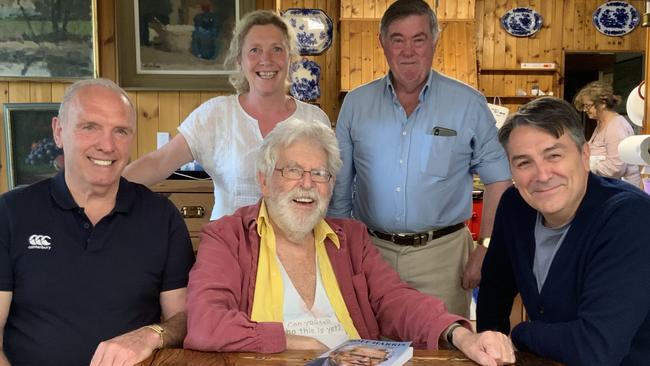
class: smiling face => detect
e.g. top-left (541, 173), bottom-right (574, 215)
top-left (380, 14), bottom-right (436, 93)
top-left (259, 138), bottom-right (333, 236)
top-left (239, 24), bottom-right (289, 97)
top-left (506, 125), bottom-right (590, 227)
top-left (53, 85), bottom-right (135, 193)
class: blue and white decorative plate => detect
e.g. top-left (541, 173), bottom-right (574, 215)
top-left (282, 8), bottom-right (333, 55)
top-left (592, 1), bottom-right (639, 36)
top-left (500, 7), bottom-right (543, 37)
top-left (290, 58), bottom-right (321, 101)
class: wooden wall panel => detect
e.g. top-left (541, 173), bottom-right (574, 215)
top-left (1, 0), bottom-right (647, 192)
top-left (341, 0), bottom-right (475, 20)
top-left (277, 0), bottom-right (340, 125)
top-left (476, 0), bottom-right (644, 112)
top-left (561, 0), bottom-right (645, 51)
top-left (340, 18), bottom-right (479, 91)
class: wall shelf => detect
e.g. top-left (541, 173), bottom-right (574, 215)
top-left (480, 68), bottom-right (558, 73)
top-left (485, 95), bottom-right (546, 99)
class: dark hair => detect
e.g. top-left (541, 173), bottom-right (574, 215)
top-left (572, 80), bottom-right (622, 111)
top-left (380, 0), bottom-right (440, 42)
top-left (498, 97), bottom-right (586, 150)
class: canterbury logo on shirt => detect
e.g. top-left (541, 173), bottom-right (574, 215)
top-left (28, 234), bottom-right (53, 250)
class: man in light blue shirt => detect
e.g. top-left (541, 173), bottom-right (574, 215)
top-left (328, 0), bottom-right (511, 317)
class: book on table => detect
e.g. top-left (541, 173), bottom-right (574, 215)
top-left (305, 339), bottom-right (413, 366)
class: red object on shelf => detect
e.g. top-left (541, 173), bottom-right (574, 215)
top-left (466, 190), bottom-right (484, 241)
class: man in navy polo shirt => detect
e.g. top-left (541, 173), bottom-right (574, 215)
top-left (0, 79), bottom-right (195, 366)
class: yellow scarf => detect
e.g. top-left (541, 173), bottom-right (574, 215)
top-left (250, 201), bottom-right (359, 339)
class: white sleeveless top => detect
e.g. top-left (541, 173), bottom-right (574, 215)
top-left (278, 256), bottom-right (349, 348)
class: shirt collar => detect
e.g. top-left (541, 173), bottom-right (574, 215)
top-left (50, 171), bottom-right (134, 214)
top-left (384, 69), bottom-right (434, 102)
top-left (257, 199), bottom-right (340, 248)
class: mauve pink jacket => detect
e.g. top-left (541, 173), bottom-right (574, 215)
top-left (184, 202), bottom-right (469, 353)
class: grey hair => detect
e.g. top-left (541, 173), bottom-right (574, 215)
top-left (380, 0), bottom-right (440, 43)
top-left (498, 96), bottom-right (586, 151)
top-left (257, 119), bottom-right (341, 178)
top-left (225, 10), bottom-right (299, 94)
top-left (58, 78), bottom-right (136, 125)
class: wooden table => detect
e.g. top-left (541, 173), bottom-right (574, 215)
top-left (138, 349), bottom-right (561, 365)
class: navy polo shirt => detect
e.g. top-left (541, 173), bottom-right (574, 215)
top-left (0, 172), bottom-right (195, 366)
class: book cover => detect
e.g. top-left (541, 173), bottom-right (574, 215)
top-left (306, 339), bottom-right (413, 366)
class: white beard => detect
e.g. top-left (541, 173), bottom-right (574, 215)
top-left (266, 185), bottom-right (330, 238)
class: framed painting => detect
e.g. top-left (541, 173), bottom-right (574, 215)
top-left (3, 103), bottom-right (62, 189)
top-left (0, 1), bottom-right (98, 80)
top-left (116, 0), bottom-right (255, 90)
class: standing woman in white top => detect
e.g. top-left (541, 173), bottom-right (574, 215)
top-left (123, 10), bottom-right (330, 220)
top-left (573, 81), bottom-right (641, 186)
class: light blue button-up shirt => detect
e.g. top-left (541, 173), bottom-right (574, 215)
top-left (328, 70), bottom-right (511, 233)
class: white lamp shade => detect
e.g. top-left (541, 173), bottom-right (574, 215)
top-left (626, 82), bottom-right (645, 127)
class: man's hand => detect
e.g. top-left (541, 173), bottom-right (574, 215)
top-left (462, 245), bottom-right (487, 289)
top-left (89, 326), bottom-right (160, 366)
top-left (286, 334), bottom-right (328, 351)
top-left (453, 327), bottom-right (515, 366)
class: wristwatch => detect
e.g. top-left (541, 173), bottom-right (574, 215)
top-left (444, 323), bottom-right (464, 348)
top-left (145, 323), bottom-right (165, 349)
top-left (477, 237), bottom-right (491, 248)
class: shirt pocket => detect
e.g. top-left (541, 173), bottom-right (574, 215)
top-left (420, 134), bottom-right (456, 177)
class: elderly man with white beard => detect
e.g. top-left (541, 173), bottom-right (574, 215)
top-left (184, 119), bottom-right (515, 366)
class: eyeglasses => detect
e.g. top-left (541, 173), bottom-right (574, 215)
top-left (582, 103), bottom-right (595, 112)
top-left (275, 167), bottom-right (332, 183)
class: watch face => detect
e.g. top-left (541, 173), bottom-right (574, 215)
top-left (479, 238), bottom-right (491, 248)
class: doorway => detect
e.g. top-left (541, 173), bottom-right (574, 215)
top-left (564, 52), bottom-right (644, 137)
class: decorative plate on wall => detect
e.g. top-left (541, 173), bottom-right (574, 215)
top-left (592, 1), bottom-right (640, 36)
top-left (500, 7), bottom-right (543, 37)
top-left (282, 8), bottom-right (333, 55)
top-left (290, 58), bottom-right (321, 101)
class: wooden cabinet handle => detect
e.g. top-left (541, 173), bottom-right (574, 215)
top-left (181, 206), bottom-right (205, 218)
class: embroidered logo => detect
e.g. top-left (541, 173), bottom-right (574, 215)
top-left (28, 235), bottom-right (52, 250)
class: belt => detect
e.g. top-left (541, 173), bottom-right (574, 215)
top-left (368, 222), bottom-right (466, 247)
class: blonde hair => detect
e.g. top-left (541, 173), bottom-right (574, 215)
top-left (224, 10), bottom-right (299, 94)
top-left (573, 81), bottom-right (622, 111)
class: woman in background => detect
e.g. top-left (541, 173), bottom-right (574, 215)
top-left (573, 81), bottom-right (641, 186)
top-left (123, 10), bottom-right (330, 220)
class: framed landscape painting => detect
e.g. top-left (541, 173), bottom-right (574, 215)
top-left (116, 0), bottom-right (255, 90)
top-left (3, 103), bottom-right (62, 189)
top-left (0, 0), bottom-right (97, 79)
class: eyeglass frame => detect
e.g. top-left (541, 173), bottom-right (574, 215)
top-left (582, 103), bottom-right (595, 112)
top-left (274, 166), bottom-right (333, 183)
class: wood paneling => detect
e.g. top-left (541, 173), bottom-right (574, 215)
top-left (275, 0), bottom-right (340, 123)
top-left (562, 0), bottom-right (645, 51)
top-left (342, 0), bottom-right (473, 19)
top-left (339, 18), bottom-right (479, 91)
top-left (0, 0), bottom-right (646, 192)
top-left (476, 0), bottom-right (645, 112)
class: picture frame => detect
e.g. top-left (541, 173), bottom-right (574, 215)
top-left (116, 0), bottom-right (255, 90)
top-left (3, 103), bottom-right (62, 189)
top-left (0, 1), bottom-right (98, 80)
